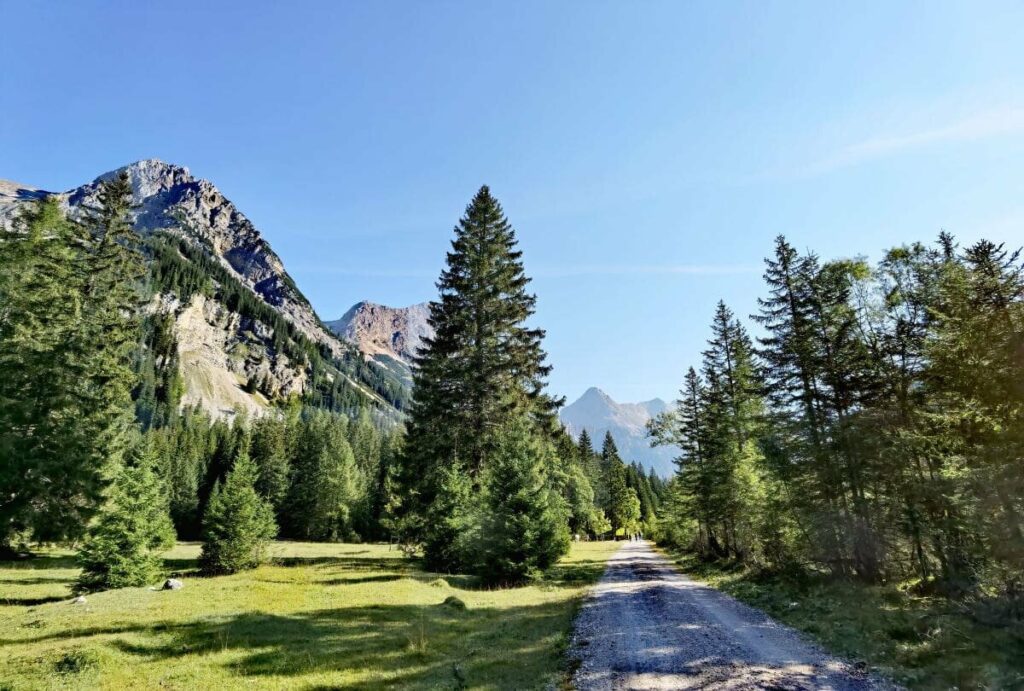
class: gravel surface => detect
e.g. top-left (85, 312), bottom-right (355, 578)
top-left (569, 541), bottom-right (891, 690)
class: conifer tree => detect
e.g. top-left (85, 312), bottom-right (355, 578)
top-left (200, 450), bottom-right (277, 574)
top-left (602, 434), bottom-right (641, 535)
top-left (551, 428), bottom-right (599, 536)
top-left (577, 429), bottom-right (595, 459)
top-left (0, 173), bottom-right (143, 551)
top-left (599, 431), bottom-right (621, 484)
top-left (398, 186), bottom-right (560, 570)
top-left (479, 418), bottom-right (571, 584)
top-left (578, 429), bottom-right (608, 511)
top-left (370, 432), bottom-right (405, 541)
top-left (76, 441), bottom-right (175, 592)
top-left (250, 415), bottom-right (291, 510)
top-left (753, 236), bottom-right (852, 574)
top-left (285, 411), bottom-right (357, 541)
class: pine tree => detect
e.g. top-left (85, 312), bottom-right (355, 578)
top-left (753, 236), bottom-right (853, 575)
top-left (577, 429), bottom-right (595, 459)
top-left (76, 441), bottom-right (176, 592)
top-left (200, 450), bottom-right (277, 574)
top-left (285, 411), bottom-right (357, 541)
top-left (398, 186), bottom-right (561, 570)
top-left (0, 174), bottom-right (144, 551)
top-left (370, 432), bottom-right (404, 541)
top-left (250, 415), bottom-right (291, 510)
top-left (163, 408), bottom-right (210, 538)
top-left (600, 432), bottom-right (621, 482)
top-left (650, 367), bottom-right (725, 555)
top-left (578, 428), bottom-right (607, 512)
top-left (479, 418), bottom-right (571, 584)
top-left (603, 434), bottom-right (641, 536)
top-left (550, 428), bottom-right (599, 536)
top-left (0, 197), bottom-right (83, 551)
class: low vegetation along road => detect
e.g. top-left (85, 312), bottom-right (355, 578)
top-left (570, 541), bottom-right (887, 690)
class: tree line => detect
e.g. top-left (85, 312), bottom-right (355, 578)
top-left (652, 234), bottom-right (1024, 598)
top-left (1, 178), bottom-right (665, 592)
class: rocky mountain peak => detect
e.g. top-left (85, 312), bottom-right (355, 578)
top-left (99, 158), bottom-right (194, 198)
top-left (560, 387), bottom-right (678, 476)
top-left (0, 159), bottom-right (388, 420)
top-left (579, 386), bottom-right (615, 404)
top-left (327, 301), bottom-right (433, 366)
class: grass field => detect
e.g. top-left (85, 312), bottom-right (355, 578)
top-left (663, 550), bottom-right (1024, 689)
top-left (0, 541), bottom-right (619, 690)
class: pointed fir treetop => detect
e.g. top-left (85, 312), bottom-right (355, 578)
top-left (577, 428), bottom-right (594, 458)
top-left (600, 431), bottom-right (621, 464)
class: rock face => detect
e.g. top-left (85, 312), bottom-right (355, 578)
top-left (560, 387), bottom-right (678, 476)
top-left (0, 160), bottom-right (404, 420)
top-left (326, 301), bottom-right (433, 365)
top-left (170, 293), bottom-right (306, 418)
top-left (77, 160), bottom-right (336, 354)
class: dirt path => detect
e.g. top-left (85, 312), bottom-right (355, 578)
top-left (569, 541), bottom-right (888, 690)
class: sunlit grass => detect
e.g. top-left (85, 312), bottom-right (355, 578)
top-left (662, 549), bottom-right (1024, 689)
top-left (0, 541), bottom-right (617, 690)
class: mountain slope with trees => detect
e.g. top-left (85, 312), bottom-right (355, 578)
top-left (0, 160), bottom-right (408, 422)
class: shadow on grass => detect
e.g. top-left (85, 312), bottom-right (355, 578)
top-left (103, 601), bottom-right (572, 689)
top-left (0, 575), bottom-right (74, 585)
top-left (320, 574), bottom-right (407, 586)
top-left (0, 555), bottom-right (77, 570)
top-left (1, 595), bottom-right (68, 607)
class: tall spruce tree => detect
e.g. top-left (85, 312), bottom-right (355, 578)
top-left (285, 411), bottom-right (358, 541)
top-left (399, 186), bottom-right (560, 570)
top-left (601, 434), bottom-right (641, 536)
top-left (578, 428), bottom-right (608, 512)
top-left (0, 173), bottom-right (143, 551)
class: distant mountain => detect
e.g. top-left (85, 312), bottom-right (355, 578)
top-left (326, 301), bottom-right (433, 387)
top-left (560, 387), bottom-right (678, 476)
top-left (326, 301), bottom-right (429, 374)
top-left (0, 159), bottom-right (407, 421)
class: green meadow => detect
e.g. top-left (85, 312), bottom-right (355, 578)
top-left (0, 541), bottom-right (618, 690)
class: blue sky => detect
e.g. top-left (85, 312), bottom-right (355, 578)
top-left (3, 1), bottom-right (1023, 403)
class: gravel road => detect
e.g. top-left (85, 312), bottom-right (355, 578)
top-left (569, 541), bottom-right (889, 690)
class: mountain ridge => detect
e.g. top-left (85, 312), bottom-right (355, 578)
top-left (0, 159), bottom-right (407, 420)
top-left (326, 300), bottom-right (432, 364)
top-left (560, 386), bottom-right (677, 476)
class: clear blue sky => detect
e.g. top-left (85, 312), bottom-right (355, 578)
top-left (3, 1), bottom-right (1023, 404)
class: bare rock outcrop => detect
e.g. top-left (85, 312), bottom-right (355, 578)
top-left (326, 301), bottom-right (433, 365)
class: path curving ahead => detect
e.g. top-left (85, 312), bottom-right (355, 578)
top-left (569, 541), bottom-right (889, 690)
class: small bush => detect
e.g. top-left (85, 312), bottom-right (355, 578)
top-left (440, 595), bottom-right (467, 610)
top-left (53, 649), bottom-right (99, 675)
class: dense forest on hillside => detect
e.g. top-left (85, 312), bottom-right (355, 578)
top-left (144, 232), bottom-right (410, 415)
top-left (652, 234), bottom-right (1024, 606)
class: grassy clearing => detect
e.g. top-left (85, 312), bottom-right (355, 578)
top-left (0, 540), bottom-right (618, 690)
top-left (662, 549), bottom-right (1024, 689)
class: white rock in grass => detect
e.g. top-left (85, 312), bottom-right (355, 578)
top-left (162, 578), bottom-right (184, 591)
top-left (72, 595), bottom-right (87, 604)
